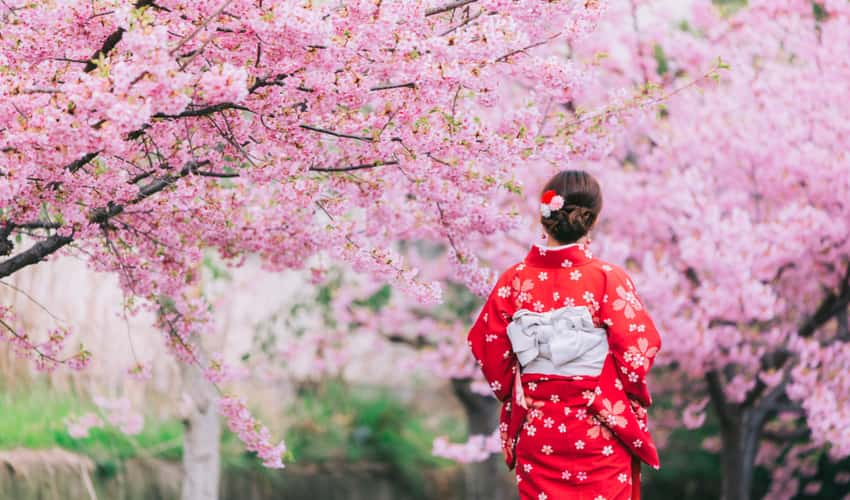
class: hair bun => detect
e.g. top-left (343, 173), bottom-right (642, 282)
top-left (564, 204), bottom-right (595, 233)
top-left (541, 204), bottom-right (594, 238)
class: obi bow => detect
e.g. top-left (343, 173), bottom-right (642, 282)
top-left (506, 305), bottom-right (608, 376)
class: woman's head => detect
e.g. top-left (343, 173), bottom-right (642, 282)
top-left (539, 170), bottom-right (603, 244)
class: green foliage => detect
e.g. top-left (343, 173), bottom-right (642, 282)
top-left (712, 0), bottom-right (748, 16)
top-left (352, 284), bottom-right (392, 312)
top-left (0, 385), bottom-right (184, 471)
top-left (653, 44), bottom-right (669, 76)
top-left (646, 421), bottom-right (723, 498)
top-left (812, 2), bottom-right (828, 22)
top-left (283, 380), bottom-right (453, 498)
top-left (202, 254), bottom-right (232, 281)
top-left (441, 281), bottom-right (483, 319)
top-left (712, 0), bottom-right (747, 7)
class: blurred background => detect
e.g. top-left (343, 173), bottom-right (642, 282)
top-left (2, 0), bottom-right (850, 499)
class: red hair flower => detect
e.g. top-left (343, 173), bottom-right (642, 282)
top-left (540, 190), bottom-right (565, 217)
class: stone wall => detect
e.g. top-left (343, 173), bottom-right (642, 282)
top-left (0, 448), bottom-right (486, 500)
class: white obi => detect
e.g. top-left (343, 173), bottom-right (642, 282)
top-left (506, 305), bottom-right (608, 377)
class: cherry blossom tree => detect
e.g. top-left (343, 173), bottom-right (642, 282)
top-left (563, 1), bottom-right (850, 498)
top-left (0, 0), bottom-right (618, 474)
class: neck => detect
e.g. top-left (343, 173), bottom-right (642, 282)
top-left (545, 235), bottom-right (587, 248)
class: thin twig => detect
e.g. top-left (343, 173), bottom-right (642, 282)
top-left (309, 160), bottom-right (398, 172)
top-left (170, 0), bottom-right (233, 55)
top-left (370, 82), bottom-right (417, 91)
top-left (495, 35), bottom-right (558, 63)
top-left (300, 124), bottom-right (374, 142)
top-left (426, 0), bottom-right (477, 17)
top-left (0, 317), bottom-right (66, 364)
top-left (440, 8), bottom-right (484, 36)
top-left (0, 280), bottom-right (68, 324)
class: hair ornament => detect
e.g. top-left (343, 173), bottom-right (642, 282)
top-left (540, 189), bottom-right (565, 218)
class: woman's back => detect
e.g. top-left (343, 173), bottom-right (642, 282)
top-left (465, 171), bottom-right (662, 500)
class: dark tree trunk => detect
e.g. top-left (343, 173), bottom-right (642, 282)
top-left (707, 370), bottom-right (776, 500)
top-left (717, 408), bottom-right (762, 500)
top-left (451, 378), bottom-right (518, 500)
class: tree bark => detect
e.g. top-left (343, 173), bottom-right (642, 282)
top-left (451, 378), bottom-right (517, 500)
top-left (708, 368), bottom-right (769, 500)
top-left (181, 365), bottom-right (221, 500)
top-left (717, 408), bottom-right (762, 500)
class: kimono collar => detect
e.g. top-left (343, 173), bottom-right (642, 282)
top-left (523, 242), bottom-right (594, 268)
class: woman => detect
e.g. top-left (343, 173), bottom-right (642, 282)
top-left (467, 170), bottom-right (662, 500)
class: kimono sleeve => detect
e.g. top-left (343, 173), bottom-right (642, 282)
top-left (598, 265), bottom-right (662, 407)
top-left (467, 270), bottom-right (518, 403)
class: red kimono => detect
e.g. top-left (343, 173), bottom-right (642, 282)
top-left (467, 243), bottom-right (662, 500)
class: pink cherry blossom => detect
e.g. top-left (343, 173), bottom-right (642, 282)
top-left (67, 413), bottom-right (103, 439)
top-left (432, 430), bottom-right (502, 463)
top-left (218, 395), bottom-right (287, 468)
top-left (93, 396), bottom-right (145, 435)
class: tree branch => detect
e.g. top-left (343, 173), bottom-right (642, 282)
top-left (1, 220), bottom-right (61, 236)
top-left (384, 333), bottom-right (435, 349)
top-left (425, 0), bottom-right (477, 17)
top-left (154, 102), bottom-right (251, 119)
top-left (309, 160), bottom-right (398, 172)
top-left (706, 370), bottom-right (733, 429)
top-left (5, 151), bottom-right (396, 276)
top-left (67, 151), bottom-right (101, 173)
top-left (495, 35), bottom-right (558, 63)
top-left (249, 73), bottom-right (293, 92)
top-left (82, 0), bottom-right (155, 73)
top-left (837, 304), bottom-right (849, 341)
top-left (169, 0), bottom-right (232, 56)
top-left (126, 102), bottom-right (249, 141)
top-left (370, 82), bottom-right (417, 91)
top-left (742, 348), bottom-right (791, 408)
top-left (194, 170), bottom-right (239, 178)
top-left (0, 234), bottom-right (74, 278)
top-left (0, 160), bottom-right (210, 278)
top-left (0, 317), bottom-right (68, 364)
top-left (300, 124), bottom-right (374, 142)
top-left (798, 263), bottom-right (850, 337)
top-left (0, 220), bottom-right (63, 255)
top-left (441, 8), bottom-right (485, 36)
top-left (762, 426), bottom-right (810, 442)
top-left (136, 160), bottom-right (211, 200)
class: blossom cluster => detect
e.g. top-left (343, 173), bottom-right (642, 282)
top-left (66, 396), bottom-right (144, 438)
top-left (432, 430), bottom-right (502, 464)
top-left (218, 395), bottom-right (288, 468)
top-left (0, 307), bottom-right (90, 373)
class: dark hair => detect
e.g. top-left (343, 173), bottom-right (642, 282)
top-left (540, 170), bottom-right (603, 244)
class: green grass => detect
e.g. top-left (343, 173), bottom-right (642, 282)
top-left (0, 385), bottom-right (184, 472)
top-left (0, 386), bottom-right (82, 450)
